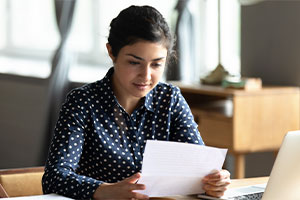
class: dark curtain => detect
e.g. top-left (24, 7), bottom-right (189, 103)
top-left (167, 0), bottom-right (196, 81)
top-left (41, 0), bottom-right (77, 163)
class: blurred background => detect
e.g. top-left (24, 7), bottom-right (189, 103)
top-left (1, 0), bottom-right (300, 178)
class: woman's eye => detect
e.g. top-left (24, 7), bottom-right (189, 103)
top-left (152, 63), bottom-right (162, 67)
top-left (129, 61), bottom-right (140, 65)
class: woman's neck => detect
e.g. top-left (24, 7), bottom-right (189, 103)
top-left (111, 74), bottom-right (142, 115)
top-left (119, 98), bottom-right (142, 115)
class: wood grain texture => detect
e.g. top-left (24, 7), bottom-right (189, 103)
top-left (0, 167), bottom-right (44, 197)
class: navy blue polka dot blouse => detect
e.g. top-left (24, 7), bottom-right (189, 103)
top-left (42, 67), bottom-right (204, 199)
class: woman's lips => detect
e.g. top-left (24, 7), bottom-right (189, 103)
top-left (133, 83), bottom-right (150, 90)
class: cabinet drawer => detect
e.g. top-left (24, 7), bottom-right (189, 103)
top-left (196, 111), bottom-right (233, 151)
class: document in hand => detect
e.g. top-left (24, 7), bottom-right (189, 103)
top-left (137, 140), bottom-right (227, 197)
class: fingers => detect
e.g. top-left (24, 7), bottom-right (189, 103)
top-left (202, 182), bottom-right (228, 198)
top-left (124, 172), bottom-right (142, 184)
top-left (202, 170), bottom-right (230, 188)
top-left (117, 183), bottom-right (148, 199)
top-left (122, 173), bottom-right (147, 198)
top-left (202, 179), bottom-right (230, 191)
top-left (93, 173), bottom-right (149, 200)
top-left (122, 173), bottom-right (146, 191)
top-left (128, 192), bottom-right (149, 200)
top-left (203, 169), bottom-right (230, 181)
top-left (128, 183), bottom-right (146, 191)
top-left (204, 178), bottom-right (231, 187)
top-left (202, 169), bottom-right (231, 198)
top-left (202, 175), bottom-right (231, 189)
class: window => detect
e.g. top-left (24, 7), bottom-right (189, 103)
top-left (199, 0), bottom-right (240, 77)
top-left (0, 0), bottom-right (177, 81)
top-left (0, 0), bottom-right (240, 82)
top-left (0, 0), bottom-right (58, 78)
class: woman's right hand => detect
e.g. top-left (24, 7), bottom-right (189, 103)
top-left (93, 173), bottom-right (149, 200)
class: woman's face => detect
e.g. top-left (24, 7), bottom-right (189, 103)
top-left (107, 41), bottom-right (167, 102)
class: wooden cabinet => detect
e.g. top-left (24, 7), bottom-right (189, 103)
top-left (171, 82), bottom-right (300, 178)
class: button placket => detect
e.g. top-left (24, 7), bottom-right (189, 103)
top-left (128, 112), bottom-right (144, 168)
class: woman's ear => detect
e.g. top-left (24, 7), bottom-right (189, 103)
top-left (106, 43), bottom-right (116, 63)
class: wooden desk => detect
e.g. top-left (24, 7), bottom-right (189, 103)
top-left (170, 82), bottom-right (300, 178)
top-left (1, 177), bottom-right (269, 200)
top-left (151, 177), bottom-right (269, 200)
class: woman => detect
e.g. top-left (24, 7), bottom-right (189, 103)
top-left (42, 5), bottom-right (230, 200)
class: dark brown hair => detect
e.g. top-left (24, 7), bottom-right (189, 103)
top-left (107, 5), bottom-right (175, 63)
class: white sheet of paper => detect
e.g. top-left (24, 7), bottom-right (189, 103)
top-left (137, 140), bottom-right (227, 197)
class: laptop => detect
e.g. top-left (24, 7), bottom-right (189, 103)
top-left (198, 130), bottom-right (300, 200)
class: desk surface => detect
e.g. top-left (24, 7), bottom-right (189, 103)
top-left (151, 177), bottom-right (269, 200)
top-left (2, 177), bottom-right (269, 200)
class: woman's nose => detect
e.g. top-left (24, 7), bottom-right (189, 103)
top-left (140, 65), bottom-right (151, 81)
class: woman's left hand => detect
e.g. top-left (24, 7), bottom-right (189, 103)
top-left (202, 169), bottom-right (231, 198)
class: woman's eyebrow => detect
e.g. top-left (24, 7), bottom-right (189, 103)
top-left (126, 54), bottom-right (165, 61)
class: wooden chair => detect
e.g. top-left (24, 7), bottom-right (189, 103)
top-left (0, 184), bottom-right (8, 198)
top-left (0, 167), bottom-right (44, 198)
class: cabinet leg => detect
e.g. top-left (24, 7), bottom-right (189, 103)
top-left (234, 154), bottom-right (245, 179)
top-left (273, 150), bottom-right (278, 160)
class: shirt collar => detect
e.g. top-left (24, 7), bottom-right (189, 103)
top-left (98, 67), bottom-right (118, 109)
top-left (99, 67), bottom-right (155, 113)
top-left (144, 89), bottom-right (155, 112)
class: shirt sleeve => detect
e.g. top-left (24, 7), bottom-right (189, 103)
top-left (42, 90), bottom-right (102, 199)
top-left (169, 87), bottom-right (205, 145)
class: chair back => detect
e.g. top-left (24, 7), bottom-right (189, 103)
top-left (0, 167), bottom-right (44, 197)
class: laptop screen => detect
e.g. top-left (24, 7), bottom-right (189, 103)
top-left (262, 130), bottom-right (300, 200)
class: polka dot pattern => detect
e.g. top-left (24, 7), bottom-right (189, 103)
top-left (42, 67), bottom-right (204, 199)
